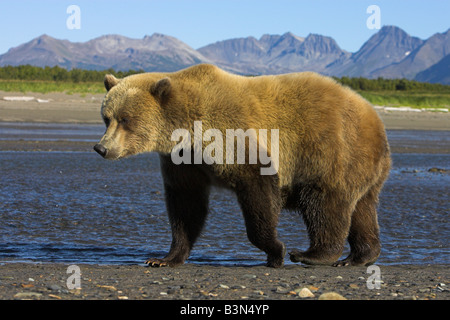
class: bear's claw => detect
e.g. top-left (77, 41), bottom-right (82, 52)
top-left (145, 258), bottom-right (168, 267)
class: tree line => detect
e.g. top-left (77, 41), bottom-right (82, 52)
top-left (0, 65), bottom-right (143, 83)
top-left (334, 76), bottom-right (450, 92)
top-left (0, 64), bottom-right (449, 92)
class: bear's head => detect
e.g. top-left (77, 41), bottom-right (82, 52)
top-left (94, 73), bottom-right (173, 160)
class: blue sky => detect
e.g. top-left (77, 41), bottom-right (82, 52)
top-left (0, 0), bottom-right (449, 55)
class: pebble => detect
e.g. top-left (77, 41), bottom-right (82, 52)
top-left (48, 284), bottom-right (62, 291)
top-left (252, 290), bottom-right (264, 295)
top-left (218, 284), bottom-right (230, 289)
top-left (275, 286), bottom-right (289, 294)
top-left (298, 288), bottom-right (315, 298)
top-left (318, 292), bottom-right (347, 300)
top-left (231, 285), bottom-right (246, 289)
top-left (14, 292), bottom-right (42, 299)
top-left (96, 285), bottom-right (117, 291)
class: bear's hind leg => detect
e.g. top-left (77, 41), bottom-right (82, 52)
top-left (333, 186), bottom-right (381, 267)
top-left (236, 175), bottom-right (286, 268)
top-left (289, 187), bottom-right (351, 265)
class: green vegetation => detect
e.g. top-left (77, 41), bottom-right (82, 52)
top-left (357, 91), bottom-right (450, 109)
top-left (0, 79), bottom-right (105, 94)
top-left (0, 65), bottom-right (143, 94)
top-left (334, 76), bottom-right (450, 109)
top-left (0, 65), bottom-right (449, 108)
top-left (335, 76), bottom-right (450, 93)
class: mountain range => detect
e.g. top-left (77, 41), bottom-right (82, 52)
top-left (0, 25), bottom-right (449, 84)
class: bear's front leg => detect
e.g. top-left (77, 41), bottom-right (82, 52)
top-left (146, 181), bottom-right (210, 267)
top-left (146, 157), bottom-right (211, 267)
top-left (235, 174), bottom-right (285, 268)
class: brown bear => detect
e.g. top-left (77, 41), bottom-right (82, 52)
top-left (94, 64), bottom-right (391, 268)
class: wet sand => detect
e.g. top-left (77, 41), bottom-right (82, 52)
top-left (0, 91), bottom-right (448, 302)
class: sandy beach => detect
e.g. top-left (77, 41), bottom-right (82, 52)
top-left (0, 91), bottom-right (448, 302)
top-left (0, 91), bottom-right (449, 130)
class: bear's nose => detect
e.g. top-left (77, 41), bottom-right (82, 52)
top-left (93, 144), bottom-right (108, 158)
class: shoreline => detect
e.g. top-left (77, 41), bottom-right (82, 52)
top-left (0, 91), bottom-right (449, 130)
top-left (0, 262), bottom-right (448, 300)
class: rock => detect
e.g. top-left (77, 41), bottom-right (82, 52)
top-left (298, 288), bottom-right (315, 298)
top-left (96, 285), bottom-right (117, 291)
top-left (275, 286), bottom-right (289, 293)
top-left (48, 284), bottom-right (62, 291)
top-left (14, 292), bottom-right (43, 299)
top-left (231, 285), bottom-right (246, 289)
top-left (318, 292), bottom-right (347, 300)
top-left (307, 285), bottom-right (319, 292)
top-left (428, 167), bottom-right (447, 173)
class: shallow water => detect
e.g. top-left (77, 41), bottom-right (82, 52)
top-left (0, 123), bottom-right (448, 266)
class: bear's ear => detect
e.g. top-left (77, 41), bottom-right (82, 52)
top-left (150, 77), bottom-right (171, 100)
top-left (104, 74), bottom-right (120, 91)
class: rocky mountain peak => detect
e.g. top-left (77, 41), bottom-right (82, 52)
top-left (0, 26), bottom-right (448, 83)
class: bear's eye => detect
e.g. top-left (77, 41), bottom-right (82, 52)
top-left (119, 118), bottom-right (129, 125)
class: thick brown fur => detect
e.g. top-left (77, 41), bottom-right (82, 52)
top-left (95, 64), bottom-right (391, 268)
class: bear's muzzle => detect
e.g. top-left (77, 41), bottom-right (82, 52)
top-left (93, 144), bottom-right (108, 158)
